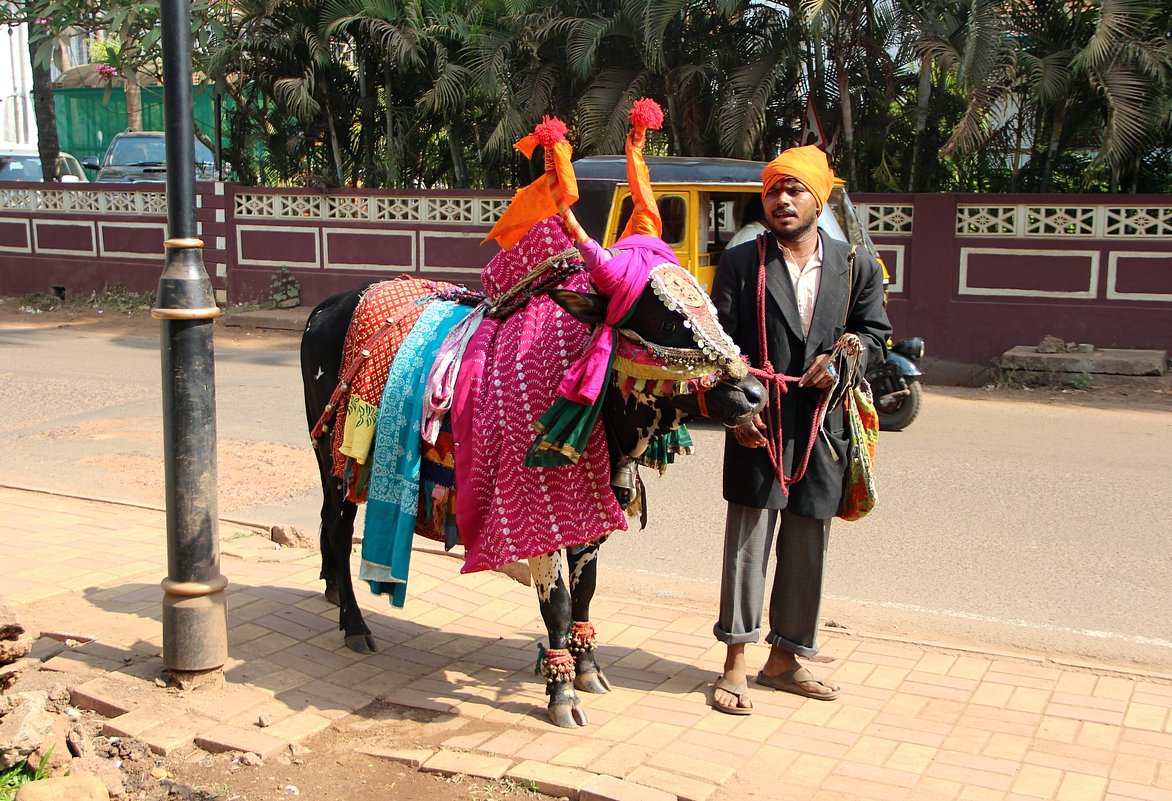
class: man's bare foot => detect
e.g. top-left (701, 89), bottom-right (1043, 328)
top-left (712, 644), bottom-right (753, 714)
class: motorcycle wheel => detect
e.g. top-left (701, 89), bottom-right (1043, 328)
top-left (877, 380), bottom-right (923, 432)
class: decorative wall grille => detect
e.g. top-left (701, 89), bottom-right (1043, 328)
top-left (1025, 206), bottom-right (1096, 236)
top-left (956, 205), bottom-right (1018, 235)
top-left (959, 203), bottom-right (1172, 238)
top-left (860, 204), bottom-right (914, 235)
top-left (1104, 207), bottom-right (1172, 238)
top-left (233, 191), bottom-right (506, 226)
top-left (0, 188), bottom-right (168, 216)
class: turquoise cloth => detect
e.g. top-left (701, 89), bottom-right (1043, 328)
top-left (359, 299), bottom-right (474, 607)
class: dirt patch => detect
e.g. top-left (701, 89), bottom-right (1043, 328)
top-left (3, 656), bottom-right (544, 801)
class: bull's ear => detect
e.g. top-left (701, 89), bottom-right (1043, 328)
top-left (548, 289), bottom-right (609, 325)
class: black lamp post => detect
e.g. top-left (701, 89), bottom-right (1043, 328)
top-left (156, 0), bottom-right (227, 675)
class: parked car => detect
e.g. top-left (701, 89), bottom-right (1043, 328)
top-left (82, 131), bottom-right (217, 183)
top-left (572, 155), bottom-right (885, 295)
top-left (0, 143), bottom-right (88, 182)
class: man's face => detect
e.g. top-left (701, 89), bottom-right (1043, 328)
top-left (762, 177), bottom-right (819, 242)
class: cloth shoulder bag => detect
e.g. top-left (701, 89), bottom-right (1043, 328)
top-left (835, 247), bottom-right (879, 521)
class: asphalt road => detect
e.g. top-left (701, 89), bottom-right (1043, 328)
top-left (2, 314), bottom-right (1170, 672)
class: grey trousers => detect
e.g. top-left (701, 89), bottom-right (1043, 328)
top-left (712, 502), bottom-right (831, 658)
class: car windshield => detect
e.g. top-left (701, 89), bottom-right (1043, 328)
top-left (107, 137), bottom-right (214, 167)
top-left (0, 155), bottom-right (44, 181)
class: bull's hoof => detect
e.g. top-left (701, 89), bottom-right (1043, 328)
top-left (575, 669), bottom-right (611, 694)
top-left (324, 587), bottom-right (340, 607)
top-left (344, 633), bottom-right (378, 653)
top-left (547, 699), bottom-right (588, 728)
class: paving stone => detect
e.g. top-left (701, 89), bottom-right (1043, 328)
top-left (101, 705), bottom-right (175, 739)
top-left (260, 710), bottom-right (333, 744)
top-left (506, 760), bottom-right (596, 800)
top-left (420, 749), bottom-right (512, 780)
top-left (135, 713), bottom-right (219, 757)
top-left (355, 746), bottom-right (434, 768)
top-left (194, 724), bottom-right (290, 760)
top-left (579, 773), bottom-right (676, 801)
top-left (70, 676), bottom-right (149, 718)
top-left (626, 765), bottom-right (717, 801)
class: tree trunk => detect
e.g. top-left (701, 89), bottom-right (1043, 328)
top-left (837, 61), bottom-right (856, 187)
top-left (358, 54), bottom-right (375, 187)
top-left (29, 45), bottom-right (59, 181)
top-left (1040, 98), bottom-right (1067, 193)
top-left (325, 108), bottom-right (344, 187)
top-left (907, 56), bottom-right (933, 192)
top-left (445, 122), bottom-right (466, 188)
top-left (125, 79), bottom-right (143, 131)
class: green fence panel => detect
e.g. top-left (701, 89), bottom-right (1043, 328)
top-left (53, 84), bottom-right (229, 165)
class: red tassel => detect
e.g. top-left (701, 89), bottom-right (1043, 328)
top-left (629, 98), bottom-right (664, 131)
top-left (533, 115), bottom-right (568, 147)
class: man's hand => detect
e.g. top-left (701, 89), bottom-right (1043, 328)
top-left (800, 352), bottom-right (837, 388)
top-left (732, 414), bottom-right (768, 448)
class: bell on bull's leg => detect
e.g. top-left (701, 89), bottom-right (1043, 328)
top-left (569, 621), bottom-right (611, 694)
top-left (541, 647), bottom-right (587, 728)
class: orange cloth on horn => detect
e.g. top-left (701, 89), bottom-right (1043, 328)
top-left (760, 145), bottom-right (834, 211)
top-left (484, 135), bottom-right (578, 251)
top-left (620, 126), bottom-right (661, 239)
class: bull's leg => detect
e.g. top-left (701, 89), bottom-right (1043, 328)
top-left (530, 551), bottom-right (587, 728)
top-left (566, 539), bottom-right (611, 694)
top-left (327, 497), bottom-right (376, 653)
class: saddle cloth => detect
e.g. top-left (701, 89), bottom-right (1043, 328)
top-left (330, 278), bottom-right (448, 503)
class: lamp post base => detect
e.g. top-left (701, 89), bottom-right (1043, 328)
top-left (161, 575), bottom-right (228, 672)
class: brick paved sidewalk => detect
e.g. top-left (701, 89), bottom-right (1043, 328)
top-left (2, 485), bottom-right (1170, 801)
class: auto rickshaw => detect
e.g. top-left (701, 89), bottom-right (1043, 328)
top-left (571, 155), bottom-right (923, 430)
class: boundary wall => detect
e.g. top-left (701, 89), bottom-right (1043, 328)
top-left (0, 183), bottom-right (1167, 367)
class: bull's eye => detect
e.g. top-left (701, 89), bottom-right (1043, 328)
top-left (660, 320), bottom-right (679, 336)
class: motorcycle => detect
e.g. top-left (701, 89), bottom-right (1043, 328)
top-left (867, 337), bottom-right (924, 431)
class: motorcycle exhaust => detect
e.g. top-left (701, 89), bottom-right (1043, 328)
top-left (878, 388), bottom-right (911, 404)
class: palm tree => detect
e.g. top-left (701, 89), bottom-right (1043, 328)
top-left (207, 0), bottom-right (360, 186)
top-left (937, 0), bottom-right (1172, 191)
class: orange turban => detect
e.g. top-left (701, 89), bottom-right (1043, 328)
top-left (761, 145), bottom-right (834, 211)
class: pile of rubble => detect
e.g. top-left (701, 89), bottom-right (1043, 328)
top-left (0, 599), bottom-right (212, 801)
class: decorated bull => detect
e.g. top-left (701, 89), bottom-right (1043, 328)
top-left (301, 101), bottom-right (766, 727)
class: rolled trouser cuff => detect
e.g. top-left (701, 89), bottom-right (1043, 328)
top-left (766, 630), bottom-right (818, 659)
top-left (713, 622), bottom-right (761, 645)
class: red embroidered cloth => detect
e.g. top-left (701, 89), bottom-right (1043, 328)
top-left (331, 278), bottom-right (448, 502)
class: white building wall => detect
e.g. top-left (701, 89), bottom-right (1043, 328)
top-left (0, 24), bottom-right (35, 143)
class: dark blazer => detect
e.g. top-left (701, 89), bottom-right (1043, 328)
top-left (711, 232), bottom-right (891, 517)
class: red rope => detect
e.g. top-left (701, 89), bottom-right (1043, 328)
top-left (747, 234), bottom-right (831, 496)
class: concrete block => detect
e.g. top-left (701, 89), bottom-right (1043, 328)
top-left (1000, 347), bottom-right (1167, 376)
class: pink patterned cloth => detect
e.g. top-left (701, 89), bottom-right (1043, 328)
top-left (453, 219), bottom-right (626, 572)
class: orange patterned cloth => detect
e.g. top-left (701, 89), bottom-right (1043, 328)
top-left (331, 278), bottom-right (450, 502)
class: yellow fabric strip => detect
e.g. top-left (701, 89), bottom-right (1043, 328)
top-left (339, 395), bottom-right (379, 465)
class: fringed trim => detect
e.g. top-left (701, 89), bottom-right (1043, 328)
top-left (528, 420), bottom-right (586, 464)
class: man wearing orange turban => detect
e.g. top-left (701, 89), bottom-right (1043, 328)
top-left (707, 146), bottom-right (891, 714)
